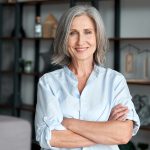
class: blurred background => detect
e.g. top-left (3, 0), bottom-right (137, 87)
top-left (0, 0), bottom-right (150, 150)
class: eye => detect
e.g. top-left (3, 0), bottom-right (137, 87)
top-left (69, 31), bottom-right (77, 36)
top-left (85, 30), bottom-right (92, 35)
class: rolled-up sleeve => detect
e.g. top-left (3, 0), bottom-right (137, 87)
top-left (35, 75), bottom-right (66, 149)
top-left (112, 74), bottom-right (140, 136)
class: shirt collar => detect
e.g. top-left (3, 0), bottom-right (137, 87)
top-left (63, 64), bottom-right (100, 80)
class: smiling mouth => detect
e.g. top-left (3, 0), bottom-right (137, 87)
top-left (75, 47), bottom-right (88, 52)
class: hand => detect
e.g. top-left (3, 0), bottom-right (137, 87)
top-left (109, 104), bottom-right (129, 121)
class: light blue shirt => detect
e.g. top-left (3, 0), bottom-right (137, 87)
top-left (35, 65), bottom-right (140, 150)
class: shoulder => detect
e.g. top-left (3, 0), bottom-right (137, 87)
top-left (98, 65), bottom-right (123, 77)
top-left (97, 65), bottom-right (126, 82)
top-left (39, 68), bottom-right (65, 84)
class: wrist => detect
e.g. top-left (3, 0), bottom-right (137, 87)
top-left (62, 118), bottom-right (78, 130)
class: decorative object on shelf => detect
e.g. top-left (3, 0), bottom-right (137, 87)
top-left (121, 44), bottom-right (140, 79)
top-left (125, 52), bottom-right (134, 74)
top-left (24, 60), bottom-right (33, 73)
top-left (43, 14), bottom-right (58, 38)
top-left (132, 94), bottom-right (150, 126)
top-left (138, 49), bottom-right (150, 80)
top-left (34, 16), bottom-right (42, 38)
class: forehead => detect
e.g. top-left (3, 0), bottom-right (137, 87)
top-left (71, 15), bottom-right (95, 29)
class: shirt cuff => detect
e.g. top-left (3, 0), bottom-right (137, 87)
top-left (126, 108), bottom-right (140, 136)
top-left (43, 116), bottom-right (66, 149)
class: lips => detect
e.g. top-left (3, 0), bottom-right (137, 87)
top-left (75, 47), bottom-right (88, 52)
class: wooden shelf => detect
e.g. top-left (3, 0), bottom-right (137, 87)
top-left (19, 104), bottom-right (35, 112)
top-left (0, 103), bottom-right (35, 112)
top-left (0, 70), bottom-right (43, 77)
top-left (119, 37), bottom-right (150, 41)
top-left (127, 79), bottom-right (150, 85)
top-left (22, 37), bottom-right (54, 41)
top-left (0, 37), bottom-right (54, 40)
top-left (140, 126), bottom-right (150, 131)
top-left (0, 70), bottom-right (38, 75)
top-left (0, 104), bottom-right (14, 109)
top-left (108, 37), bottom-right (150, 41)
top-left (0, 0), bottom-right (70, 5)
top-left (120, 37), bottom-right (150, 40)
top-left (22, 0), bottom-right (69, 5)
top-left (19, 71), bottom-right (40, 76)
top-left (0, 2), bottom-right (16, 6)
top-left (0, 37), bottom-right (16, 40)
top-left (0, 70), bottom-right (14, 74)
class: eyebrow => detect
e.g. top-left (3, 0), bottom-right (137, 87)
top-left (70, 28), bottom-right (95, 31)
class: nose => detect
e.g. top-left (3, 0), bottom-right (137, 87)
top-left (77, 33), bottom-right (85, 45)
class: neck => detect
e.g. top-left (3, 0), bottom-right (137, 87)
top-left (69, 60), bottom-right (94, 77)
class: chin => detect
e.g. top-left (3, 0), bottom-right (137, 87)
top-left (75, 56), bottom-right (93, 62)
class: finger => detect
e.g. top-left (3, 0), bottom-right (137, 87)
top-left (111, 104), bottom-right (128, 112)
top-left (112, 109), bottom-right (129, 120)
top-left (109, 109), bottom-right (128, 121)
top-left (112, 107), bottom-right (128, 115)
top-left (117, 115), bottom-right (128, 121)
top-left (113, 104), bottom-right (125, 109)
top-left (111, 107), bottom-right (128, 117)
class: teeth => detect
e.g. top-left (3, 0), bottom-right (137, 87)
top-left (76, 48), bottom-right (87, 51)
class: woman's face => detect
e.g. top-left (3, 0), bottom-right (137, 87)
top-left (68, 15), bottom-right (96, 63)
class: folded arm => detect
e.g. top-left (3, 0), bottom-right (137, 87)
top-left (62, 104), bottom-right (133, 145)
top-left (62, 118), bottom-right (133, 145)
top-left (50, 104), bottom-right (130, 147)
top-left (50, 129), bottom-right (96, 148)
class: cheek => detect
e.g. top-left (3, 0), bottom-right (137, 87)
top-left (68, 38), bottom-right (76, 47)
top-left (88, 35), bottom-right (96, 44)
top-left (90, 39), bottom-right (96, 49)
top-left (67, 44), bottom-right (74, 56)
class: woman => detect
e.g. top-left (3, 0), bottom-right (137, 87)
top-left (35, 5), bottom-right (140, 150)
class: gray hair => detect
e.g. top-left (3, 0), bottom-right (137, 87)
top-left (51, 5), bottom-right (108, 66)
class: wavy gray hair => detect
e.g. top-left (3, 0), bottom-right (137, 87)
top-left (51, 5), bottom-right (108, 66)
